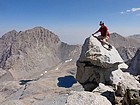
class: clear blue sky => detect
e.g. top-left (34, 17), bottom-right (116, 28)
top-left (0, 0), bottom-right (140, 44)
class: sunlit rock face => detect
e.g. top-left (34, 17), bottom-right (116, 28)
top-left (76, 36), bottom-right (124, 91)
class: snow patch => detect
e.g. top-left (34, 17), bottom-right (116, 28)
top-left (65, 59), bottom-right (72, 63)
top-left (40, 74), bottom-right (44, 76)
top-left (56, 67), bottom-right (59, 70)
top-left (44, 71), bottom-right (47, 73)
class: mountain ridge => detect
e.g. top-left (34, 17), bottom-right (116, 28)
top-left (0, 27), bottom-right (81, 80)
top-left (109, 32), bottom-right (140, 62)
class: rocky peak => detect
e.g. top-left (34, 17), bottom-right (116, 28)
top-left (109, 33), bottom-right (140, 62)
top-left (76, 36), bottom-right (140, 104)
top-left (109, 33), bottom-right (127, 47)
top-left (0, 27), bottom-right (62, 79)
top-left (1, 30), bottom-right (17, 39)
top-left (78, 36), bottom-right (123, 68)
top-left (17, 26), bottom-right (61, 47)
top-left (76, 36), bottom-right (125, 89)
top-left (1, 30), bottom-right (18, 46)
top-left (0, 27), bottom-right (81, 80)
top-left (110, 32), bottom-right (125, 38)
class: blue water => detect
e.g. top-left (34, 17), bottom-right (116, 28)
top-left (57, 75), bottom-right (77, 88)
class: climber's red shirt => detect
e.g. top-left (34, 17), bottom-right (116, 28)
top-left (98, 26), bottom-right (110, 37)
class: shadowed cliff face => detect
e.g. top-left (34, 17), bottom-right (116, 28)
top-left (0, 27), bottom-right (81, 80)
top-left (127, 48), bottom-right (140, 76)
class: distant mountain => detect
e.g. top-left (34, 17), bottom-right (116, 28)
top-left (109, 33), bottom-right (140, 62)
top-left (129, 34), bottom-right (140, 39)
top-left (0, 27), bottom-right (81, 80)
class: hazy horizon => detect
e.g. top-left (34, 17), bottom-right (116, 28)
top-left (0, 0), bottom-right (140, 44)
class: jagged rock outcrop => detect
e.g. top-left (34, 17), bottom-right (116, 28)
top-left (127, 48), bottom-right (140, 76)
top-left (92, 83), bottom-right (115, 104)
top-left (122, 89), bottom-right (140, 105)
top-left (66, 91), bottom-right (112, 105)
top-left (76, 36), bottom-right (124, 91)
top-left (110, 64), bottom-right (140, 96)
top-left (76, 36), bottom-right (140, 104)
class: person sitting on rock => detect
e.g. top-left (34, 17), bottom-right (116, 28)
top-left (92, 21), bottom-right (112, 49)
